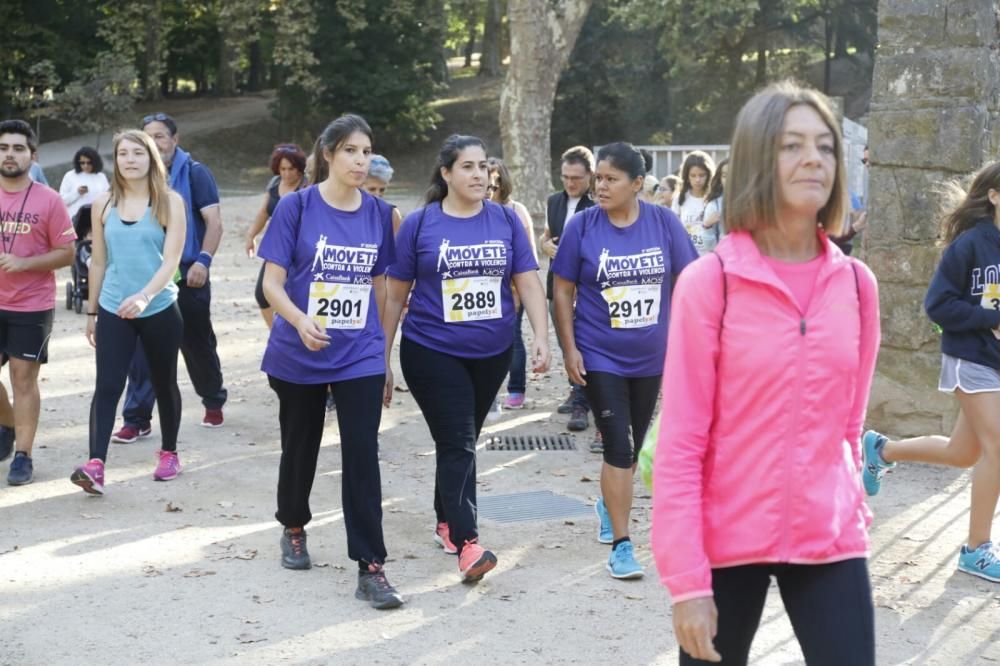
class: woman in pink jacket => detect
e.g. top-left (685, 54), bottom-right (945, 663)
top-left (651, 81), bottom-right (880, 665)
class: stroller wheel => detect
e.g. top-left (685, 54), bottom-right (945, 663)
top-left (74, 294), bottom-right (83, 315)
top-left (65, 282), bottom-right (73, 310)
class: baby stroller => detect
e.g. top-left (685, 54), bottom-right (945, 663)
top-left (65, 204), bottom-right (93, 314)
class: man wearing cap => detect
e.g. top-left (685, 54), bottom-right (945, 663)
top-left (112, 113), bottom-right (228, 440)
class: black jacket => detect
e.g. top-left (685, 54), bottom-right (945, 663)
top-left (545, 190), bottom-right (595, 298)
top-left (925, 219), bottom-right (1000, 369)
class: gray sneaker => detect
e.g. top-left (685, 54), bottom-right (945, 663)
top-left (0, 426), bottom-right (13, 463)
top-left (567, 404), bottom-right (589, 432)
top-left (280, 528), bottom-right (312, 570)
top-left (356, 568), bottom-right (404, 609)
top-left (557, 391), bottom-right (576, 414)
top-left (7, 451), bottom-right (32, 486)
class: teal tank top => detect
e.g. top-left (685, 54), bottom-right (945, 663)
top-left (98, 205), bottom-right (178, 317)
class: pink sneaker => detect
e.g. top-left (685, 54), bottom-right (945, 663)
top-left (458, 540), bottom-right (497, 582)
top-left (433, 522), bottom-right (458, 554)
top-left (70, 459), bottom-right (105, 495)
top-left (503, 392), bottom-right (525, 409)
top-left (153, 450), bottom-right (182, 481)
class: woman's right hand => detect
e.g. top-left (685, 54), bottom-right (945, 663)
top-left (564, 347), bottom-right (587, 386)
top-left (673, 597), bottom-right (722, 662)
top-left (245, 232), bottom-right (257, 258)
top-left (86, 316), bottom-right (97, 349)
top-left (295, 313), bottom-right (331, 351)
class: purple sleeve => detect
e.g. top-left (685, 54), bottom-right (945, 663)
top-left (550, 215), bottom-right (583, 283)
top-left (386, 208), bottom-right (420, 281)
top-left (663, 208), bottom-right (698, 275)
top-left (510, 210), bottom-right (539, 274)
top-left (372, 203), bottom-right (396, 276)
top-left (257, 192), bottom-right (299, 270)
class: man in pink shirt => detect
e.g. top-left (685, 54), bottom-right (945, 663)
top-left (0, 119), bottom-right (75, 485)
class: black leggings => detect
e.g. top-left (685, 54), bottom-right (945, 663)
top-left (582, 371), bottom-right (661, 469)
top-left (269, 373), bottom-right (387, 567)
top-left (680, 559), bottom-right (875, 666)
top-left (400, 337), bottom-right (512, 550)
top-left (90, 304), bottom-right (183, 461)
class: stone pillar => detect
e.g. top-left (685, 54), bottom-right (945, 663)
top-left (866, 0), bottom-right (1000, 437)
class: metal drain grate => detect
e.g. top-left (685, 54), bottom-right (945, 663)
top-left (482, 434), bottom-right (577, 451)
top-left (478, 490), bottom-right (592, 523)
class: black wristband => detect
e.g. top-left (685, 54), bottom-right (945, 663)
top-left (87, 312), bottom-right (98, 316)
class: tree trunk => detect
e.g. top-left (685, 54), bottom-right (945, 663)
top-left (824, 15), bottom-right (834, 93)
top-left (463, 15), bottom-right (477, 68)
top-left (479, 0), bottom-right (502, 77)
top-left (248, 41), bottom-right (262, 92)
top-left (142, 0), bottom-right (163, 101)
top-left (501, 0), bottom-right (593, 229)
top-left (218, 24), bottom-right (238, 96)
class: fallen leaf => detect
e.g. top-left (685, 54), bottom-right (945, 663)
top-left (142, 565), bottom-right (163, 577)
top-left (251, 595), bottom-right (273, 605)
top-left (165, 502), bottom-right (183, 513)
top-left (550, 470), bottom-right (567, 477)
top-left (80, 513), bottom-right (103, 520)
top-left (564, 520), bottom-right (575, 526)
top-left (236, 634), bottom-right (266, 644)
top-left (403, 553), bottom-right (418, 560)
top-left (579, 475), bottom-right (594, 482)
top-left (625, 594), bottom-right (644, 601)
top-left (313, 562), bottom-right (330, 568)
top-left (394, 385), bottom-right (410, 392)
top-left (183, 569), bottom-right (217, 578)
top-left (235, 550), bottom-right (258, 561)
top-left (242, 618), bottom-right (260, 625)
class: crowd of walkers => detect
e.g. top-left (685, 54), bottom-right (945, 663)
top-left (1, 76), bottom-right (998, 661)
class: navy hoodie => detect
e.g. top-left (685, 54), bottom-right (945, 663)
top-left (925, 219), bottom-right (1000, 369)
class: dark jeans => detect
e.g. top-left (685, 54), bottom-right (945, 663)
top-left (269, 373), bottom-right (387, 567)
top-left (548, 299), bottom-right (588, 410)
top-left (507, 306), bottom-right (526, 394)
top-left (124, 278), bottom-right (227, 425)
top-left (582, 371), bottom-right (661, 469)
top-left (400, 337), bottom-right (511, 550)
top-left (680, 558), bottom-right (875, 666)
top-left (90, 304), bottom-right (182, 462)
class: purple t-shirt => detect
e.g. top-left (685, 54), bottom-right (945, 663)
top-left (387, 200), bottom-right (538, 358)
top-left (552, 201), bottom-right (697, 377)
top-left (258, 187), bottom-right (395, 383)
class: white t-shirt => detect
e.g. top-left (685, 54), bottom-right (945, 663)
top-left (59, 170), bottom-right (110, 219)
top-left (672, 194), bottom-right (710, 255)
top-left (565, 196), bottom-right (581, 226)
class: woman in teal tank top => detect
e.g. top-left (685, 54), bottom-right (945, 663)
top-left (70, 129), bottom-right (187, 496)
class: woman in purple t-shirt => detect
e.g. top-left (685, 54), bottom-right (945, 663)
top-left (257, 115), bottom-right (403, 610)
top-left (383, 134), bottom-right (550, 583)
top-left (552, 142), bottom-right (697, 580)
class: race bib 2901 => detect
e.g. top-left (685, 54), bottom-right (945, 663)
top-left (308, 282), bottom-right (370, 330)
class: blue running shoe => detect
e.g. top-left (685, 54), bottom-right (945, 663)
top-left (958, 542), bottom-right (1000, 583)
top-left (7, 451), bottom-right (32, 486)
top-left (595, 497), bottom-right (613, 544)
top-left (861, 430), bottom-right (895, 496)
top-left (607, 540), bottom-right (644, 579)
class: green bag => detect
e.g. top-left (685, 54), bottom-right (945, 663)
top-left (638, 411), bottom-right (660, 492)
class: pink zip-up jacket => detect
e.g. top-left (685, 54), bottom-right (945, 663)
top-left (651, 229), bottom-right (880, 603)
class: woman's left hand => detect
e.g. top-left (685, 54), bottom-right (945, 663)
top-left (383, 367), bottom-right (394, 408)
top-left (530, 338), bottom-right (550, 373)
top-left (117, 292), bottom-right (149, 319)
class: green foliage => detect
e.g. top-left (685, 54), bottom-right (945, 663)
top-left (57, 52), bottom-right (140, 147)
top-left (276, 0), bottom-right (444, 146)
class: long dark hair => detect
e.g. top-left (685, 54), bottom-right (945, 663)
top-left (310, 114), bottom-right (373, 184)
top-left (939, 161), bottom-right (1000, 246)
top-left (677, 150), bottom-right (715, 207)
top-left (486, 157), bottom-right (513, 204)
top-left (425, 134), bottom-right (487, 205)
top-left (705, 158), bottom-right (729, 204)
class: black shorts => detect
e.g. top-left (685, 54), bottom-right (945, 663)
top-left (255, 263), bottom-right (270, 310)
top-left (0, 308), bottom-right (55, 365)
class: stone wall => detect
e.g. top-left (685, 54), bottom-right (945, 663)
top-left (866, 0), bottom-right (1000, 437)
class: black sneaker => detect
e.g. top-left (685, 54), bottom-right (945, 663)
top-left (356, 567), bottom-right (404, 610)
top-left (0, 426), bottom-right (14, 462)
top-left (7, 451), bottom-right (32, 486)
top-left (567, 404), bottom-right (589, 432)
top-left (280, 528), bottom-right (312, 570)
top-left (557, 391), bottom-right (575, 415)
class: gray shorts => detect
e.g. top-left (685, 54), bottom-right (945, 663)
top-left (938, 354), bottom-right (1000, 394)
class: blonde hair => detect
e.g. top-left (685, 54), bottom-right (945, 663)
top-left (725, 81), bottom-right (847, 234)
top-left (937, 162), bottom-right (1000, 246)
top-left (110, 129), bottom-right (172, 226)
